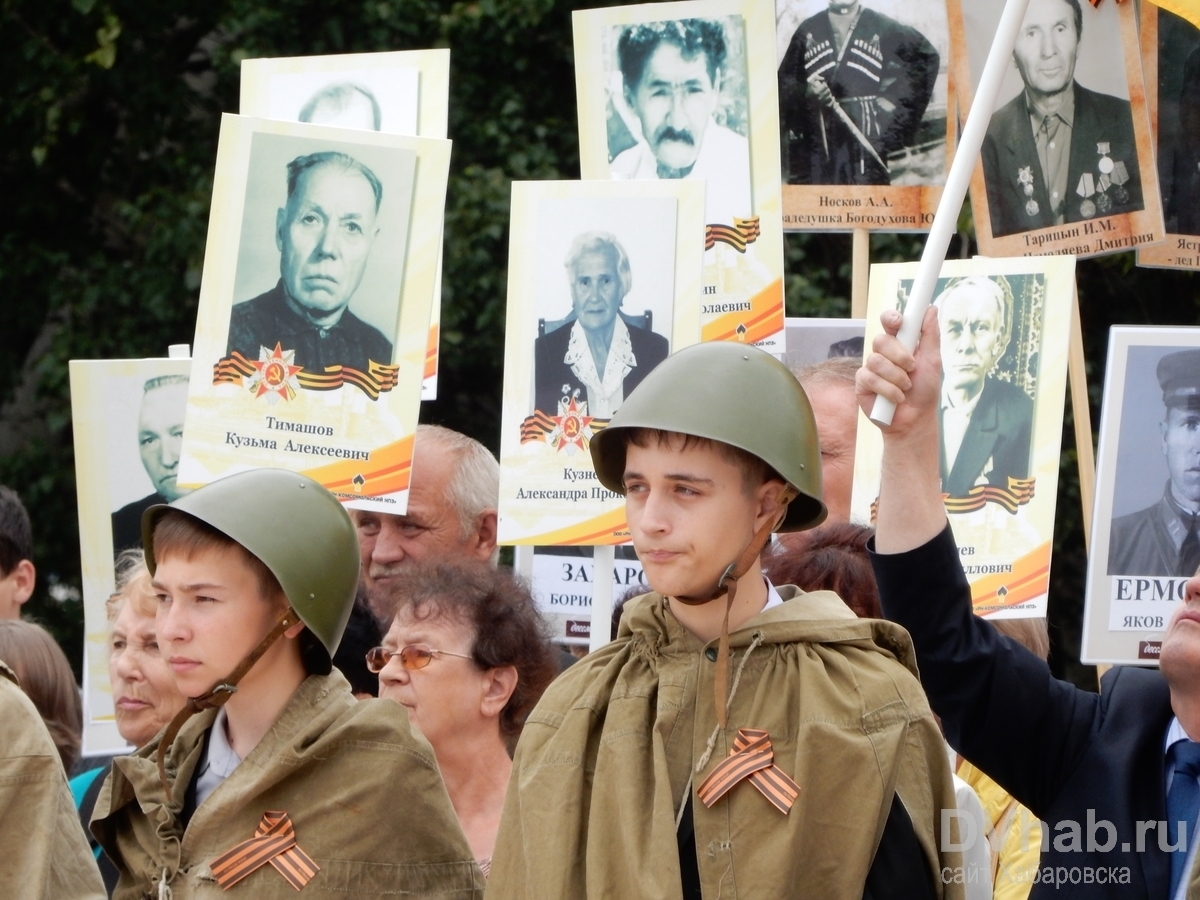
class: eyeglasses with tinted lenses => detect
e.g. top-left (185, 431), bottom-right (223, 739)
top-left (365, 644), bottom-right (474, 674)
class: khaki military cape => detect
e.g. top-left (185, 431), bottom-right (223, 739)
top-left (488, 588), bottom-right (964, 899)
top-left (92, 670), bottom-right (483, 899)
top-left (0, 659), bottom-right (106, 900)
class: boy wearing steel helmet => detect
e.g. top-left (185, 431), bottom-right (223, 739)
top-left (488, 342), bottom-right (962, 900)
top-left (90, 469), bottom-right (482, 899)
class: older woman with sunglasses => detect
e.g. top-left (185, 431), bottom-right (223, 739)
top-left (368, 563), bottom-right (558, 877)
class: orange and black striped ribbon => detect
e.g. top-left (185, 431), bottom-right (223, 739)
top-left (705, 217), bottom-right (762, 253)
top-left (210, 810), bottom-right (319, 891)
top-left (213, 351), bottom-right (400, 401)
top-left (519, 410), bottom-right (611, 444)
top-left (697, 728), bottom-right (800, 814)
top-left (867, 476), bottom-right (1036, 523)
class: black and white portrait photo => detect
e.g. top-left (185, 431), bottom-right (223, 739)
top-left (1106, 345), bottom-right (1200, 578)
top-left (226, 132), bottom-right (416, 381)
top-left (252, 64), bottom-right (419, 135)
top-left (602, 17), bottom-right (752, 226)
top-left (109, 373), bottom-right (193, 552)
top-left (1156, 10), bottom-right (1200, 239)
top-left (963, 0), bottom-right (1145, 239)
top-left (777, 0), bottom-right (946, 187)
top-left (927, 275), bottom-right (1041, 499)
top-left (531, 196), bottom-right (676, 419)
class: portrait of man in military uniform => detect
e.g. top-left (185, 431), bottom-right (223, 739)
top-left (777, 0), bottom-right (941, 186)
top-left (1155, 8), bottom-right (1200, 238)
top-left (933, 276), bottom-right (1035, 498)
top-left (980, 0), bottom-right (1143, 238)
top-left (225, 150), bottom-right (394, 378)
top-left (1108, 349), bottom-right (1200, 578)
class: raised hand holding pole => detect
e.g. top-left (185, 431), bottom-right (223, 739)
top-left (869, 0), bottom-right (1032, 426)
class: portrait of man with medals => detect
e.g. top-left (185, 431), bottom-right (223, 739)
top-left (979, 0), bottom-right (1143, 237)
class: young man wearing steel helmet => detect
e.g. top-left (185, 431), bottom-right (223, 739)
top-left (90, 469), bottom-right (482, 899)
top-left (488, 342), bottom-right (963, 900)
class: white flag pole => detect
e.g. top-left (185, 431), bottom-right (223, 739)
top-left (869, 0), bottom-right (1032, 426)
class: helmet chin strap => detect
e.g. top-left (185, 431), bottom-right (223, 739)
top-left (672, 486), bottom-right (798, 731)
top-left (156, 607), bottom-right (300, 795)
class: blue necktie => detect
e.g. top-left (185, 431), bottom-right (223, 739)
top-left (1167, 740), bottom-right (1200, 897)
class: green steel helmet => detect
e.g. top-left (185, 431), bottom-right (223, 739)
top-left (140, 468), bottom-right (360, 670)
top-left (590, 342), bottom-right (827, 532)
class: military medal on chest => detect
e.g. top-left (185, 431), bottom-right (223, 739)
top-left (1018, 166), bottom-right (1038, 217)
top-left (1076, 172), bottom-right (1097, 218)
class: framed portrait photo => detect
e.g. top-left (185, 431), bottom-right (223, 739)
top-left (69, 356), bottom-right (194, 757)
top-left (852, 255), bottom-right (1076, 618)
top-left (776, 0), bottom-right (954, 232)
top-left (1136, 6), bottom-right (1200, 272)
top-left (953, 0), bottom-right (1164, 258)
top-left (240, 49), bottom-right (450, 398)
top-left (497, 179), bottom-right (705, 546)
top-left (177, 115), bottom-right (451, 513)
top-left (1083, 327), bottom-right (1200, 665)
top-left (573, 0), bottom-right (786, 353)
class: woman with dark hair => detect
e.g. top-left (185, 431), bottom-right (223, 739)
top-left (0, 618), bottom-right (83, 772)
top-left (371, 563), bottom-right (558, 877)
top-left (764, 521), bottom-right (882, 619)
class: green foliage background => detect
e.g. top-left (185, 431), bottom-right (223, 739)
top-left (0, 0), bottom-right (1196, 692)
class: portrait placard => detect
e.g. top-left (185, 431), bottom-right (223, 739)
top-left (783, 316), bottom-right (865, 372)
top-left (240, 49), bottom-right (449, 398)
top-left (70, 357), bottom-right (194, 757)
top-left (178, 115), bottom-right (451, 513)
top-left (498, 179), bottom-right (705, 545)
top-left (514, 545), bottom-right (648, 645)
top-left (851, 256), bottom-right (1076, 618)
top-left (776, 0), bottom-right (954, 232)
top-left (1136, 6), bottom-right (1200, 271)
top-left (1082, 327), bottom-right (1200, 665)
top-left (573, 0), bottom-right (786, 353)
top-left (952, 0), bottom-right (1164, 257)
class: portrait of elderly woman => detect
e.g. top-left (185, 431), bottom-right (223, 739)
top-left (533, 231), bottom-right (669, 417)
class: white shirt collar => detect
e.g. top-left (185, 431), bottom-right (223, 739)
top-left (563, 317), bottom-right (636, 417)
top-left (762, 577), bottom-right (784, 612)
top-left (195, 707), bottom-right (242, 808)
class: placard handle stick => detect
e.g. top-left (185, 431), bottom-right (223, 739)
top-left (869, 0), bottom-right (1031, 425)
top-left (1068, 283), bottom-right (1095, 554)
top-left (851, 229), bottom-right (870, 318)
top-left (588, 544), bottom-right (616, 654)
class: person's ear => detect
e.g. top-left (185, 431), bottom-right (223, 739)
top-left (1162, 417), bottom-right (1171, 457)
top-left (275, 206), bottom-right (286, 252)
top-left (480, 665), bottom-right (518, 718)
top-left (471, 509), bottom-right (499, 563)
top-left (753, 479), bottom-right (788, 533)
top-left (11, 560), bottom-right (34, 606)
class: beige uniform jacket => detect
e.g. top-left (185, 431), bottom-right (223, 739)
top-left (92, 671), bottom-right (483, 899)
top-left (488, 588), bottom-right (965, 900)
top-left (0, 659), bottom-right (106, 900)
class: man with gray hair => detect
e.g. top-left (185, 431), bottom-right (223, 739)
top-left (793, 357), bottom-right (860, 524)
top-left (934, 275), bottom-right (1034, 497)
top-left (111, 374), bottom-right (192, 551)
top-left (225, 151), bottom-right (391, 377)
top-left (533, 231), bottom-right (668, 417)
top-left (351, 425), bottom-right (500, 621)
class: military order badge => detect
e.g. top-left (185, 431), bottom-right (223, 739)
top-left (239, 49), bottom-right (450, 399)
top-left (69, 356), bottom-right (194, 757)
top-left (1084, 328), bottom-right (1200, 665)
top-left (852, 255), bottom-right (1076, 618)
top-left (498, 179), bottom-right (705, 545)
top-left (177, 115), bottom-right (451, 513)
top-left (572, 0), bottom-right (786, 353)
top-left (776, 0), bottom-right (954, 232)
top-left (1137, 5), bottom-right (1200, 272)
top-left (953, 0), bottom-right (1164, 258)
